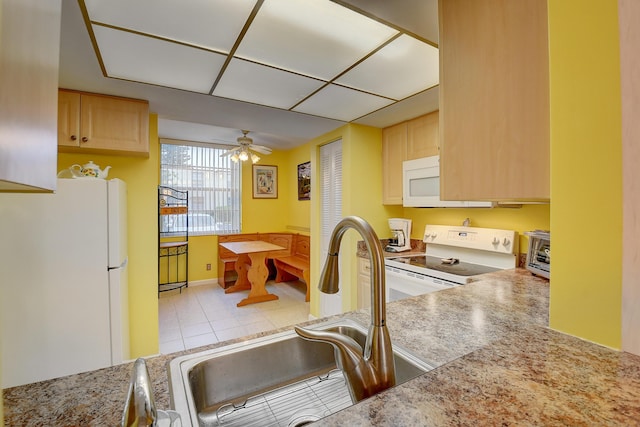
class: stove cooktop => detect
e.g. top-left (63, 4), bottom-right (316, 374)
top-left (386, 255), bottom-right (500, 277)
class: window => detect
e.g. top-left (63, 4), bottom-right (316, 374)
top-left (319, 139), bottom-right (343, 316)
top-left (160, 139), bottom-right (241, 235)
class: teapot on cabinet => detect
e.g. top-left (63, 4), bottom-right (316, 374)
top-left (70, 161), bottom-right (111, 179)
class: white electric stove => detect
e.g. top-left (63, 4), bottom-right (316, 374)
top-left (384, 224), bottom-right (518, 302)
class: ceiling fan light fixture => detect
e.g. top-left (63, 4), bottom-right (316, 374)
top-left (221, 130), bottom-right (272, 162)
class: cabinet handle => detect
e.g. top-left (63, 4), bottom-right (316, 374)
top-left (81, 137), bottom-right (88, 142)
top-left (70, 135), bottom-right (77, 141)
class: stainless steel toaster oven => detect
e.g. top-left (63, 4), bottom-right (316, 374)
top-left (524, 230), bottom-right (550, 279)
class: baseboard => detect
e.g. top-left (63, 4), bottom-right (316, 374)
top-left (188, 278), bottom-right (218, 287)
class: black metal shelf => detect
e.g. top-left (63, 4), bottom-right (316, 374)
top-left (158, 186), bottom-right (189, 296)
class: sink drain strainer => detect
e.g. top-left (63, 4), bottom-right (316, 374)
top-left (287, 413), bottom-right (322, 427)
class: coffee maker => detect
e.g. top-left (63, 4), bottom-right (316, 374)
top-left (386, 218), bottom-right (412, 252)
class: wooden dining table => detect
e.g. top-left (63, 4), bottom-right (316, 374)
top-left (219, 240), bottom-right (285, 307)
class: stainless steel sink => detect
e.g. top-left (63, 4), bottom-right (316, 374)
top-left (168, 318), bottom-right (433, 427)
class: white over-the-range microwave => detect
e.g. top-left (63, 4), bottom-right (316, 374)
top-left (402, 155), bottom-right (494, 208)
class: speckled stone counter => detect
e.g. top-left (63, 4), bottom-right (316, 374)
top-left (4, 269), bottom-right (640, 426)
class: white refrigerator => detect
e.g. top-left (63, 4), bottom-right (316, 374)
top-left (0, 178), bottom-right (130, 388)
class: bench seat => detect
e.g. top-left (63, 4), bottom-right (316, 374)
top-left (272, 234), bottom-right (310, 301)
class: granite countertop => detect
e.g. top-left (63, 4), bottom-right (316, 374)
top-left (4, 269), bottom-right (640, 426)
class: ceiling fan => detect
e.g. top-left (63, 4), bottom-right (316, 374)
top-left (220, 130), bottom-right (272, 163)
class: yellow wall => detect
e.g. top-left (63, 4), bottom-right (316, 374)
top-left (241, 150), bottom-right (291, 232)
top-left (187, 235), bottom-right (218, 282)
top-left (403, 205), bottom-right (550, 255)
top-left (548, 0), bottom-right (622, 348)
top-left (286, 143), bottom-right (313, 232)
top-left (58, 114), bottom-right (160, 358)
top-left (308, 124), bottom-right (389, 316)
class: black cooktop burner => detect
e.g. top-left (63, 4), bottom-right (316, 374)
top-left (387, 255), bottom-right (499, 277)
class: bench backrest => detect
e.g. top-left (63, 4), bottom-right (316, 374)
top-left (262, 233), bottom-right (294, 258)
top-left (218, 232), bottom-right (309, 261)
top-left (293, 234), bottom-right (310, 261)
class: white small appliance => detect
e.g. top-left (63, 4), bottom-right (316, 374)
top-left (384, 224), bottom-right (518, 302)
top-left (0, 178), bottom-right (129, 388)
top-left (386, 218), bottom-right (412, 252)
top-left (524, 230), bottom-right (550, 279)
top-left (402, 155), bottom-right (494, 208)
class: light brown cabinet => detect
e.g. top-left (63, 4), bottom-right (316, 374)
top-left (58, 90), bottom-right (150, 157)
top-left (382, 111), bottom-right (439, 205)
top-left (382, 122), bottom-right (407, 205)
top-left (357, 258), bottom-right (371, 310)
top-left (438, 0), bottom-right (550, 202)
top-left (407, 112), bottom-right (439, 160)
top-left (0, 0), bottom-right (61, 192)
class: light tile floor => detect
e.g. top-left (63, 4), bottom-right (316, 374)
top-left (158, 280), bottom-right (310, 354)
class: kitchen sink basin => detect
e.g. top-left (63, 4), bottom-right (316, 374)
top-left (168, 318), bottom-right (433, 427)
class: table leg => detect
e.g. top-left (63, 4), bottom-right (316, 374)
top-left (237, 252), bottom-right (279, 307)
top-left (225, 254), bottom-right (251, 294)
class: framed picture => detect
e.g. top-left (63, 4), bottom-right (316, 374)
top-left (252, 165), bottom-right (278, 199)
top-left (297, 161), bottom-right (311, 200)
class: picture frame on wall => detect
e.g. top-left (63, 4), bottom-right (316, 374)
top-left (297, 161), bottom-right (311, 200)
top-left (252, 165), bottom-right (278, 199)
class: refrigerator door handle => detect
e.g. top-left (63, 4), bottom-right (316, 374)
top-left (108, 257), bottom-right (128, 271)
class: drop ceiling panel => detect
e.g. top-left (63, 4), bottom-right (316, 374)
top-left (92, 25), bottom-right (225, 94)
top-left (84, 0), bottom-right (256, 53)
top-left (234, 0), bottom-right (398, 80)
top-left (213, 58), bottom-right (326, 109)
top-left (78, 0), bottom-right (439, 128)
top-left (294, 84), bottom-right (394, 122)
top-left (336, 34), bottom-right (439, 100)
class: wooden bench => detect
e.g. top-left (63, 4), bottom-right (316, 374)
top-left (273, 234), bottom-right (310, 302)
top-left (217, 232), bottom-right (310, 301)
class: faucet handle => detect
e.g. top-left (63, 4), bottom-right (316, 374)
top-left (121, 358), bottom-right (158, 427)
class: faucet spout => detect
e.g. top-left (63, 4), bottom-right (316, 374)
top-left (295, 216), bottom-right (395, 402)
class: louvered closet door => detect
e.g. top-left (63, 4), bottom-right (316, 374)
top-left (319, 139), bottom-right (343, 317)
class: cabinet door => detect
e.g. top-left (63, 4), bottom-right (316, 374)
top-left (357, 258), bottom-right (371, 310)
top-left (57, 90), bottom-right (81, 147)
top-left (439, 0), bottom-right (549, 201)
top-left (0, 0), bottom-right (60, 191)
top-left (407, 111), bottom-right (439, 160)
top-left (382, 122), bottom-right (407, 205)
top-left (79, 94), bottom-right (149, 155)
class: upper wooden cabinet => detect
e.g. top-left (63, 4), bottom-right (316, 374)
top-left (438, 0), bottom-right (550, 202)
top-left (407, 112), bottom-right (439, 160)
top-left (382, 122), bottom-right (407, 205)
top-left (58, 90), bottom-right (149, 157)
top-left (382, 111), bottom-right (439, 205)
top-left (0, 0), bottom-right (61, 192)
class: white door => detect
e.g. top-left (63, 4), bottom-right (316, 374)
top-left (319, 139), bottom-right (343, 317)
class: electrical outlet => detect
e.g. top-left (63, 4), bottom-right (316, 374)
top-left (206, 263), bottom-right (211, 271)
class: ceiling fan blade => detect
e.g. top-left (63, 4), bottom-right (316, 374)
top-left (251, 145), bottom-right (272, 155)
top-left (220, 146), bottom-right (240, 157)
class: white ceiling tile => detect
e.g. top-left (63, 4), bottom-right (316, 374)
top-left (213, 59), bottom-right (325, 109)
top-left (336, 34), bottom-right (439, 100)
top-left (92, 26), bottom-right (225, 94)
top-left (293, 85), bottom-right (394, 122)
top-left (84, 0), bottom-right (256, 53)
top-left (235, 0), bottom-right (398, 80)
